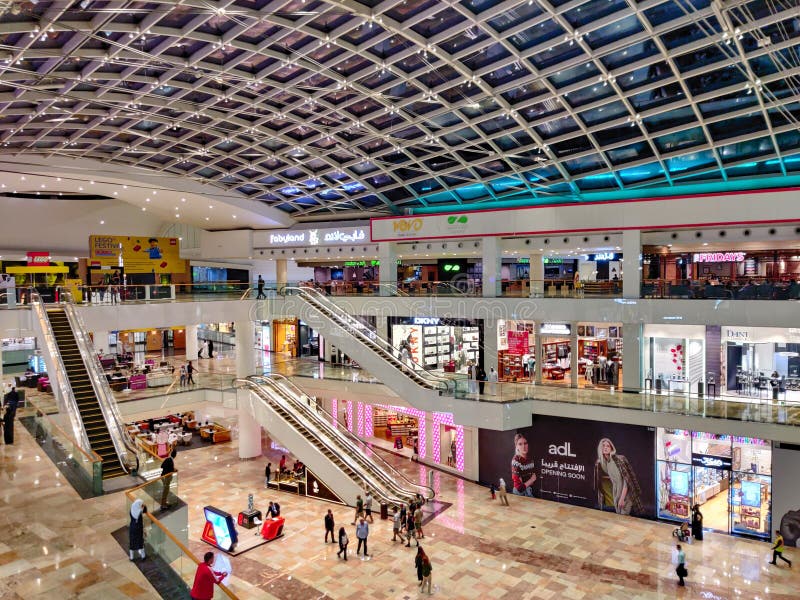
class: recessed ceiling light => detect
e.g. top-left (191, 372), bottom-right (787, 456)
top-left (181, 197), bottom-right (186, 202)
top-left (205, 217), bottom-right (210, 221)
top-left (232, 215), bottom-right (237, 218)
top-left (146, 198), bottom-right (150, 202)
top-left (175, 214), bottom-right (180, 218)
top-left (78, 186), bottom-right (83, 191)
top-left (100, 220), bottom-right (105, 224)
top-left (123, 185), bottom-right (127, 189)
top-left (90, 180), bottom-right (95, 184)
top-left (142, 207), bottom-right (146, 211)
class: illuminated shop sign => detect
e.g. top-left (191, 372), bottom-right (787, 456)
top-left (261, 227), bottom-right (368, 248)
top-left (543, 258), bottom-right (564, 264)
top-left (691, 454), bottom-right (732, 470)
top-left (413, 317), bottom-right (441, 325)
top-left (692, 252), bottom-right (746, 263)
top-left (442, 263), bottom-right (461, 272)
top-left (541, 323), bottom-right (571, 335)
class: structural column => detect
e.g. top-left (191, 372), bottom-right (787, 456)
top-left (92, 330), bottom-right (108, 354)
top-left (622, 323), bottom-right (642, 394)
top-left (534, 323), bottom-right (543, 384)
top-left (378, 242), bottom-right (397, 296)
top-left (235, 319), bottom-right (262, 459)
top-left (569, 322), bottom-right (579, 389)
top-left (482, 237), bottom-right (501, 298)
top-left (529, 253), bottom-right (544, 297)
top-left (482, 318), bottom-right (499, 383)
top-left (622, 229), bottom-right (642, 299)
top-left (276, 259), bottom-right (288, 291)
top-left (185, 325), bottom-right (198, 361)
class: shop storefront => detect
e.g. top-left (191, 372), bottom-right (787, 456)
top-left (540, 322), bottom-right (571, 385)
top-left (656, 428), bottom-right (772, 539)
top-left (643, 324), bottom-right (706, 395)
top-left (497, 319), bottom-right (535, 382)
top-left (327, 398), bottom-right (470, 475)
top-left (577, 322), bottom-right (622, 388)
top-left (721, 327), bottom-right (800, 401)
top-left (388, 317), bottom-right (482, 374)
top-left (255, 321), bottom-right (271, 353)
top-left (272, 318), bottom-right (299, 357)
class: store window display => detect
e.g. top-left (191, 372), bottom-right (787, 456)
top-left (722, 327), bottom-right (800, 402)
top-left (655, 428), bottom-right (772, 539)
top-left (643, 325), bottom-right (706, 395)
top-left (577, 323), bottom-right (622, 389)
top-left (540, 323), bottom-right (571, 385)
top-left (496, 320), bottom-right (535, 382)
top-left (388, 317), bottom-right (481, 374)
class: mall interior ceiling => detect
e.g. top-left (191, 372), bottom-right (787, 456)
top-left (0, 0), bottom-right (798, 227)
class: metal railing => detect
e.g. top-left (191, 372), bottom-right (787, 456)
top-left (235, 377), bottom-right (425, 507)
top-left (29, 290), bottom-right (93, 453)
top-left (61, 290), bottom-right (138, 474)
top-left (124, 473), bottom-right (238, 599)
top-left (267, 374), bottom-right (434, 501)
top-left (29, 397), bottom-right (104, 495)
top-left (283, 285), bottom-right (453, 393)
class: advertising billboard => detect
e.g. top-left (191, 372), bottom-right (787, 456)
top-left (89, 235), bottom-right (186, 274)
top-left (479, 415), bottom-right (656, 518)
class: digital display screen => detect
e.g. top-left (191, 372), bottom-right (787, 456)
top-left (741, 481), bottom-right (762, 508)
top-left (203, 507), bottom-right (236, 551)
top-left (670, 470), bottom-right (689, 496)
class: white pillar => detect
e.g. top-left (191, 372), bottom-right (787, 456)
top-left (235, 319), bottom-right (261, 459)
top-left (235, 320), bottom-right (255, 378)
top-left (482, 318), bottom-right (499, 379)
top-left (534, 323), bottom-right (543, 384)
top-left (482, 237), bottom-right (501, 298)
top-left (570, 322), bottom-right (579, 389)
top-left (622, 229), bottom-right (642, 299)
top-left (92, 331), bottom-right (108, 354)
top-left (529, 253), bottom-right (544, 297)
top-left (276, 259), bottom-right (288, 290)
top-left (185, 325), bottom-right (198, 361)
top-left (378, 242), bottom-right (397, 296)
top-left (622, 323), bottom-right (642, 393)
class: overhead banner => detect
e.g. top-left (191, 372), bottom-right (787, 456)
top-left (89, 235), bottom-right (186, 274)
top-left (253, 225), bottom-right (369, 248)
top-left (479, 415), bottom-right (656, 518)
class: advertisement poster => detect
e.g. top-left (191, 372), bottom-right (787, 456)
top-left (89, 235), bottom-right (186, 274)
top-left (772, 446), bottom-right (800, 546)
top-left (479, 416), bottom-right (656, 518)
top-left (507, 331), bottom-right (529, 355)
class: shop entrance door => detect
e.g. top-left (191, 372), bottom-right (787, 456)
top-left (693, 467), bottom-right (731, 533)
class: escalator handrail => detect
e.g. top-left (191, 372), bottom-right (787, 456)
top-left (29, 290), bottom-right (94, 453)
top-left (267, 373), bottom-right (435, 500)
top-left (283, 286), bottom-right (453, 392)
top-left (235, 378), bottom-right (410, 507)
top-left (61, 291), bottom-right (136, 473)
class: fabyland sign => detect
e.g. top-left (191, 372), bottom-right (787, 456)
top-left (255, 226), bottom-right (369, 248)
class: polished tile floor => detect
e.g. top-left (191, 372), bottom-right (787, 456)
top-left (4, 408), bottom-right (800, 599)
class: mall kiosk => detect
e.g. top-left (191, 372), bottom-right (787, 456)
top-left (201, 502), bottom-right (284, 556)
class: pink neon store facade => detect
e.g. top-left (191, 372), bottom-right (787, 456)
top-left (322, 397), bottom-right (478, 480)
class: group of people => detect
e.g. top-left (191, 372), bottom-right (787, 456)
top-left (178, 360), bottom-right (196, 387)
top-left (197, 340), bottom-right (214, 359)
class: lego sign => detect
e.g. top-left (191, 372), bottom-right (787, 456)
top-left (26, 252), bottom-right (50, 266)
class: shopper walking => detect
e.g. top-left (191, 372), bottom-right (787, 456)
top-left (128, 499), bottom-right (147, 561)
top-left (691, 504), bottom-right (703, 541)
top-left (420, 552), bottom-right (433, 594)
top-left (770, 530), bottom-right (792, 567)
top-left (675, 544), bottom-right (687, 586)
top-left (2, 386), bottom-right (19, 444)
top-left (364, 491), bottom-right (374, 523)
top-left (488, 367), bottom-right (498, 395)
top-left (498, 478), bottom-right (510, 506)
top-left (190, 551), bottom-right (227, 600)
top-left (159, 448), bottom-right (177, 511)
top-left (415, 546), bottom-right (426, 585)
top-left (179, 364), bottom-right (187, 387)
top-left (405, 509), bottom-right (417, 547)
top-left (256, 275), bottom-right (266, 299)
top-left (324, 509), bottom-right (335, 543)
top-left (337, 526), bottom-right (349, 560)
top-left (207, 340), bottom-right (214, 359)
top-left (186, 360), bottom-right (195, 385)
top-left (199, 340), bottom-right (208, 360)
top-left (392, 506), bottom-right (403, 542)
top-left (352, 494), bottom-right (364, 524)
top-left (355, 518), bottom-right (369, 557)
top-left (264, 462), bottom-right (271, 488)
top-left (414, 503), bottom-right (424, 539)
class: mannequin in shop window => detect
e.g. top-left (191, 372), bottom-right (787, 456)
top-left (598, 355), bottom-right (608, 383)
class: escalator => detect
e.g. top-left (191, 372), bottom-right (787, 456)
top-left (46, 308), bottom-right (127, 479)
top-left (235, 376), bottom-right (433, 507)
top-left (282, 286), bottom-right (453, 403)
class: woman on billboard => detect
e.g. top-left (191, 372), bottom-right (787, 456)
top-left (594, 437), bottom-right (644, 515)
top-left (510, 433), bottom-right (537, 496)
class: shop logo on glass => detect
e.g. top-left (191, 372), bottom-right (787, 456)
top-left (313, 481), bottom-right (319, 495)
top-left (548, 442), bottom-right (577, 457)
top-left (447, 215), bottom-right (468, 225)
top-left (695, 456), bottom-right (725, 468)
